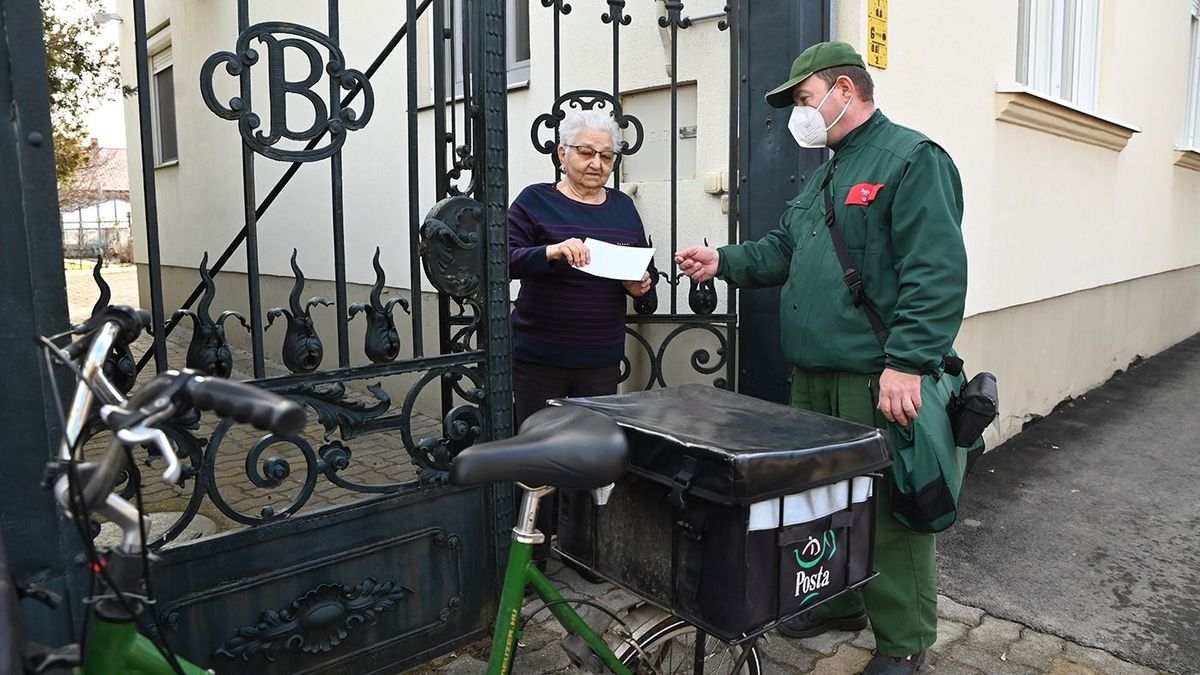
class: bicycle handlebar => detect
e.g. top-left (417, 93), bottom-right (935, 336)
top-left (181, 375), bottom-right (307, 437)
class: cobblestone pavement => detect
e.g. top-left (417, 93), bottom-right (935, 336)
top-left (409, 558), bottom-right (1166, 674)
top-left (66, 265), bottom-right (441, 541)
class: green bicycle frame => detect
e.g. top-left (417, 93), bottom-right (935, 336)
top-left (487, 504), bottom-right (630, 674)
top-left (83, 620), bottom-right (209, 675)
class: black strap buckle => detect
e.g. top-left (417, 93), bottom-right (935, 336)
top-left (843, 268), bottom-right (864, 306)
top-left (669, 456), bottom-right (697, 510)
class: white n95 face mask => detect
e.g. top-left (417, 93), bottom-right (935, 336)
top-left (787, 84), bottom-right (851, 149)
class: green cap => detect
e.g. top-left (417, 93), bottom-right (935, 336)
top-left (765, 41), bottom-right (866, 108)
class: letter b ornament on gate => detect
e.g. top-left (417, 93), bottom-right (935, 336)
top-left (201, 22), bottom-right (373, 162)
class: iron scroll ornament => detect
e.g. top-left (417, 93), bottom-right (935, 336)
top-left (214, 577), bottom-right (412, 660)
top-left (200, 22), bottom-right (373, 163)
top-left (530, 89), bottom-right (644, 172)
top-left (419, 196), bottom-right (484, 301)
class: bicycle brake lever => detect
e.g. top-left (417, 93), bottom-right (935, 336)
top-left (114, 425), bottom-right (182, 485)
top-left (16, 582), bottom-right (63, 609)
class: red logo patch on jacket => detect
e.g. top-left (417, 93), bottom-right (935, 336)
top-left (845, 183), bottom-right (884, 206)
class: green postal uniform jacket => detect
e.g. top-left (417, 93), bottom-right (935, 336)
top-left (717, 110), bottom-right (967, 376)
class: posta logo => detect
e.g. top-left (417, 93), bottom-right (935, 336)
top-left (792, 530), bottom-right (838, 607)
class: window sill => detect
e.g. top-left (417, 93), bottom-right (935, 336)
top-left (1174, 147), bottom-right (1200, 171)
top-left (154, 160), bottom-right (179, 170)
top-left (994, 85), bottom-right (1140, 152)
top-left (416, 78), bottom-right (530, 112)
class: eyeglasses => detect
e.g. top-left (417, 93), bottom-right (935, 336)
top-left (566, 144), bottom-right (620, 163)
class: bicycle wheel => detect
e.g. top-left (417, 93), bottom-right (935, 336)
top-left (612, 607), bottom-right (762, 675)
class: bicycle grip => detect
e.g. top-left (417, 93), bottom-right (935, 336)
top-left (182, 376), bottom-right (307, 437)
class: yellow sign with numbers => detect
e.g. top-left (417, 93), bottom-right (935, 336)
top-left (867, 0), bottom-right (888, 69)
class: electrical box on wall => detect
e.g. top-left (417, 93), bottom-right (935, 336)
top-left (619, 83), bottom-right (698, 183)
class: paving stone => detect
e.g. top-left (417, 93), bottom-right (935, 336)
top-left (756, 633), bottom-right (820, 672)
top-left (937, 595), bottom-right (985, 627)
top-left (1044, 655), bottom-right (1101, 675)
top-left (941, 644), bottom-right (1039, 675)
top-left (850, 628), bottom-right (876, 651)
top-left (932, 619), bottom-right (970, 651)
top-left (515, 621), bottom-right (567, 651)
top-left (770, 625), bottom-right (859, 658)
top-left (924, 656), bottom-right (986, 674)
top-left (1061, 643), bottom-right (1158, 675)
top-left (510, 638), bottom-right (571, 673)
top-left (962, 615), bottom-right (1024, 656)
top-left (1004, 629), bottom-right (1065, 670)
top-left (433, 653), bottom-right (490, 674)
top-left (808, 643), bottom-right (873, 674)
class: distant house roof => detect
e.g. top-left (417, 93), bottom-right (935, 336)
top-left (61, 145), bottom-right (130, 211)
top-left (78, 147), bottom-right (129, 193)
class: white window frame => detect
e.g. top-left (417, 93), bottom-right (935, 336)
top-left (437, 0), bottom-right (530, 100)
top-left (1016, 0), bottom-right (1103, 111)
top-left (147, 27), bottom-right (178, 167)
top-left (1184, 0), bottom-right (1200, 149)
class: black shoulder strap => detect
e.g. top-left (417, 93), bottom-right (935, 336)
top-left (821, 162), bottom-right (890, 349)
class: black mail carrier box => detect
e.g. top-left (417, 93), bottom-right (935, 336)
top-left (552, 384), bottom-right (892, 643)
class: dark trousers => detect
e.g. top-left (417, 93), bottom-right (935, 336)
top-left (512, 359), bottom-right (620, 564)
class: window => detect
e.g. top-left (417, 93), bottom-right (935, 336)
top-left (441, 0), bottom-right (530, 97)
top-left (1016, 0), bottom-right (1103, 110)
top-left (1185, 0), bottom-right (1200, 148)
top-left (149, 30), bottom-right (178, 166)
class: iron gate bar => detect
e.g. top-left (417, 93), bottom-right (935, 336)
top-left (433, 0), bottom-right (455, 416)
top-left (543, 0), bottom-right (568, 183)
top-left (603, 0), bottom-right (628, 189)
top-left (661, 1), bottom-right (690, 315)
top-left (406, 0), bottom-right (424, 358)
top-left (133, 0), bottom-right (436, 374)
top-left (725, 0), bottom-right (738, 391)
top-left (330, 0), bottom-right (351, 368)
top-left (233, 0), bottom-right (267, 378)
top-left (130, 0), bottom-right (168, 372)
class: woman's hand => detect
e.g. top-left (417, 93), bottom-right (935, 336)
top-left (547, 238), bottom-right (590, 266)
top-left (623, 271), bottom-right (652, 297)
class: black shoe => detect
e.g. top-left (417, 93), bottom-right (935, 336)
top-left (860, 650), bottom-right (927, 674)
top-left (775, 609), bottom-right (868, 639)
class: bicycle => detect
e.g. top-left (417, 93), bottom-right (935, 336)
top-left (3, 305), bottom-right (307, 674)
top-left (5, 305), bottom-right (758, 674)
top-left (449, 405), bottom-right (763, 674)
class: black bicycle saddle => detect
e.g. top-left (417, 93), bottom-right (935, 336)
top-left (449, 405), bottom-right (628, 489)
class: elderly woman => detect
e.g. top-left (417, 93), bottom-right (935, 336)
top-left (509, 109), bottom-right (657, 574)
top-left (509, 109), bottom-right (656, 426)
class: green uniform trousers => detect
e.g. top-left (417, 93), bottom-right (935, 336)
top-left (790, 367), bottom-right (938, 656)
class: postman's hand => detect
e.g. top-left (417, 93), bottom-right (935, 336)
top-left (623, 271), bottom-right (652, 297)
top-left (877, 367), bottom-right (923, 428)
top-left (674, 245), bottom-right (719, 283)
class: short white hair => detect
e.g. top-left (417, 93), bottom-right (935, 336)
top-left (559, 110), bottom-right (621, 150)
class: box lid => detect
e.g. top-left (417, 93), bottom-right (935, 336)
top-left (556, 384), bottom-right (892, 504)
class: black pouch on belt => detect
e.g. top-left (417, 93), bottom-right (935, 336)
top-left (947, 372), bottom-right (998, 448)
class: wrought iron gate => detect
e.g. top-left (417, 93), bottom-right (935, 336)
top-left (2, 0), bottom-right (832, 671)
top-left (79, 0), bottom-right (516, 672)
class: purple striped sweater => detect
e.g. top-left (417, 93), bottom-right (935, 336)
top-left (508, 183), bottom-right (657, 368)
